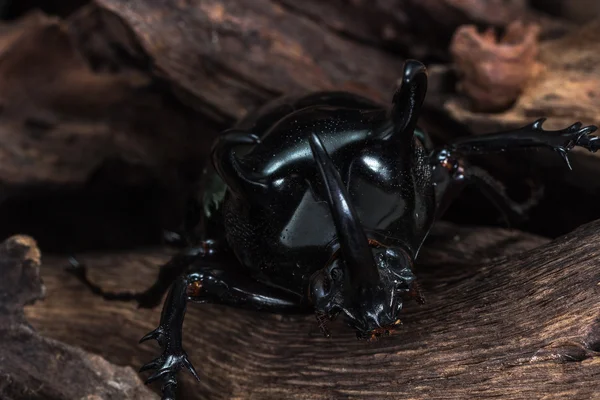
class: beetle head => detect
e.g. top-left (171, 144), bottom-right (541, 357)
top-left (308, 244), bottom-right (419, 340)
top-left (308, 133), bottom-right (422, 340)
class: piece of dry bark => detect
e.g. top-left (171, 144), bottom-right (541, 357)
top-left (70, 0), bottom-right (407, 124)
top-left (68, 0), bottom-right (574, 127)
top-left (23, 221), bottom-right (600, 399)
top-left (450, 21), bottom-right (542, 112)
top-left (0, 234), bottom-right (158, 400)
top-left (445, 18), bottom-right (600, 135)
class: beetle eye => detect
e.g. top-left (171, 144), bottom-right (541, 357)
top-left (330, 267), bottom-right (342, 282)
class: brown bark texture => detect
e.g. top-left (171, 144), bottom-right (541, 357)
top-left (0, 235), bottom-right (158, 400)
top-left (22, 221), bottom-right (600, 399)
top-left (0, 0), bottom-right (600, 399)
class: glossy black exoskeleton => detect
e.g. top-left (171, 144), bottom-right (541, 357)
top-left (69, 60), bottom-right (599, 399)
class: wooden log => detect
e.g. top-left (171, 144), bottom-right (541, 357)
top-left (0, 235), bottom-right (158, 400)
top-left (69, 0), bottom-right (572, 126)
top-left (22, 221), bottom-right (600, 399)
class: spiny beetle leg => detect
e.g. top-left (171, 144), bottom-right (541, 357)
top-left (446, 118), bottom-right (599, 170)
top-left (139, 275), bottom-right (198, 400)
top-left (139, 264), bottom-right (305, 399)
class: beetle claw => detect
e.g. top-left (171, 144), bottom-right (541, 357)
top-left (183, 357), bottom-right (200, 381)
top-left (139, 358), bottom-right (161, 373)
top-left (145, 368), bottom-right (170, 385)
top-left (140, 345), bottom-right (199, 395)
top-left (139, 327), bottom-right (165, 345)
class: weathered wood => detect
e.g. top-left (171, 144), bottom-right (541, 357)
top-left (0, 235), bottom-right (158, 400)
top-left (22, 221), bottom-right (600, 399)
top-left (274, 0), bottom-right (571, 61)
top-left (69, 0), bottom-right (572, 126)
top-left (72, 0), bottom-right (406, 125)
top-left (450, 21), bottom-right (542, 112)
top-left (445, 18), bottom-right (600, 135)
top-left (0, 10), bottom-right (221, 251)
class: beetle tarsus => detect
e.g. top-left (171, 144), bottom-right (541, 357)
top-left (162, 381), bottom-right (177, 400)
top-left (139, 276), bottom-right (197, 397)
top-left (447, 119), bottom-right (599, 164)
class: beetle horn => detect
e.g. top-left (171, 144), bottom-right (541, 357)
top-left (211, 129), bottom-right (266, 197)
top-left (389, 60), bottom-right (428, 144)
top-left (308, 133), bottom-right (380, 288)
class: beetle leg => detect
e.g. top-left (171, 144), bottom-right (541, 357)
top-left (66, 244), bottom-right (208, 309)
top-left (432, 149), bottom-right (543, 223)
top-left (446, 119), bottom-right (599, 169)
top-left (139, 265), bottom-right (306, 399)
top-left (431, 119), bottom-right (598, 221)
top-left (139, 274), bottom-right (197, 400)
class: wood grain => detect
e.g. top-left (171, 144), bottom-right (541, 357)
top-left (0, 235), bottom-right (158, 400)
top-left (22, 221), bottom-right (600, 399)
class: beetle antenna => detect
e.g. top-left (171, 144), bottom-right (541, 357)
top-left (308, 133), bottom-right (380, 289)
top-left (211, 129), bottom-right (267, 197)
top-left (389, 59), bottom-right (428, 144)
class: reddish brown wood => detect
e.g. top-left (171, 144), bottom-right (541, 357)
top-left (20, 221), bottom-right (600, 399)
top-left (0, 235), bottom-right (158, 400)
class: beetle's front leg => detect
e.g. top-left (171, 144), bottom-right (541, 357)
top-left (139, 263), bottom-right (306, 400)
top-left (431, 119), bottom-right (598, 221)
top-left (447, 118), bottom-right (599, 169)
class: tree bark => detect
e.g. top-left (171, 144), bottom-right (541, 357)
top-left (22, 221), bottom-right (600, 399)
top-left (0, 235), bottom-right (158, 400)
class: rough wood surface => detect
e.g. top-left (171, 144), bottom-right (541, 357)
top-left (69, 0), bottom-right (572, 126)
top-left (450, 21), bottom-right (542, 112)
top-left (445, 18), bottom-right (600, 135)
top-left (22, 221), bottom-right (600, 399)
top-left (0, 235), bottom-right (158, 400)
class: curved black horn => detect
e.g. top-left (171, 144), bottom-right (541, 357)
top-left (308, 133), bottom-right (379, 287)
top-left (389, 59), bottom-right (428, 144)
top-left (211, 130), bottom-right (266, 197)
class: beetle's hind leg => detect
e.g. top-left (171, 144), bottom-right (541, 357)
top-left (139, 261), bottom-right (306, 400)
top-left (66, 244), bottom-right (207, 309)
top-left (432, 150), bottom-right (544, 224)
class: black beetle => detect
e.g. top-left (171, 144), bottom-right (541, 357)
top-left (69, 60), bottom-right (599, 399)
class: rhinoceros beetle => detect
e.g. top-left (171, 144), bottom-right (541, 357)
top-left (68, 59), bottom-right (599, 399)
